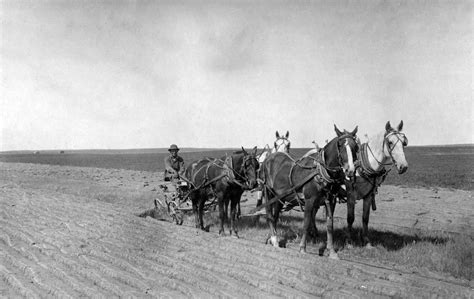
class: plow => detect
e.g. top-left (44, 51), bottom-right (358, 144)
top-left (156, 180), bottom-right (219, 225)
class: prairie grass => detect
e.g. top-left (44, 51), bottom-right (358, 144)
top-left (191, 210), bottom-right (473, 281)
top-left (340, 230), bottom-right (473, 281)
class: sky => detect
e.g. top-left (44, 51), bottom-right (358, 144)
top-left (1, 0), bottom-right (472, 150)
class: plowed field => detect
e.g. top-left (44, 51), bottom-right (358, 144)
top-left (1, 162), bottom-right (472, 298)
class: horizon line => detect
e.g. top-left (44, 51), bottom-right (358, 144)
top-left (1, 143), bottom-right (473, 154)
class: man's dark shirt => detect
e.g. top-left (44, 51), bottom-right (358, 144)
top-left (164, 155), bottom-right (185, 180)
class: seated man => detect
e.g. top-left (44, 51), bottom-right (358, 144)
top-left (163, 144), bottom-right (185, 181)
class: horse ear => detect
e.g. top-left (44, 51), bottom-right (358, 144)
top-left (385, 121), bottom-right (392, 132)
top-left (252, 146), bottom-right (258, 155)
top-left (350, 126), bottom-right (358, 136)
top-left (334, 124), bottom-right (343, 137)
top-left (275, 131), bottom-right (280, 138)
top-left (397, 120), bottom-right (403, 131)
top-left (241, 146), bottom-right (247, 154)
top-left (285, 131), bottom-right (289, 138)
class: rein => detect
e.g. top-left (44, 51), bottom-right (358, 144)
top-left (363, 131), bottom-right (407, 173)
top-left (224, 154), bottom-right (254, 189)
top-left (284, 135), bottom-right (356, 184)
top-left (355, 143), bottom-right (390, 196)
top-left (257, 144), bottom-right (271, 158)
top-left (253, 134), bottom-right (356, 213)
top-left (291, 151), bottom-right (336, 184)
top-left (352, 132), bottom-right (406, 199)
top-left (383, 131), bottom-right (407, 163)
top-left (188, 154), bottom-right (256, 191)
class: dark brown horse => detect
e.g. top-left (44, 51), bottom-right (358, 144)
top-left (343, 121), bottom-right (408, 248)
top-left (260, 126), bottom-right (358, 259)
top-left (184, 147), bottom-right (259, 237)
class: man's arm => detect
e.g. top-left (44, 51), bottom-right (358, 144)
top-left (164, 156), bottom-right (177, 174)
top-left (178, 158), bottom-right (185, 176)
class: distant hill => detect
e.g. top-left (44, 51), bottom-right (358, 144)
top-left (0, 148), bottom-right (238, 155)
top-left (1, 144), bottom-right (472, 156)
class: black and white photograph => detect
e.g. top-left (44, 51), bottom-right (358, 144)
top-left (1, 0), bottom-right (472, 297)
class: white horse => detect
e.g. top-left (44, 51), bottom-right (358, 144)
top-left (343, 120), bottom-right (408, 247)
top-left (255, 131), bottom-right (291, 207)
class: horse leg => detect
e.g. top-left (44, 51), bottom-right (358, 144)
top-left (223, 200), bottom-right (229, 222)
top-left (324, 196), bottom-right (339, 259)
top-left (237, 202), bottom-right (241, 220)
top-left (272, 202), bottom-right (283, 246)
top-left (217, 193), bottom-right (226, 236)
top-left (265, 200), bottom-right (281, 247)
top-left (198, 193), bottom-right (206, 231)
top-left (256, 190), bottom-right (263, 207)
top-left (190, 192), bottom-right (201, 229)
top-left (299, 197), bottom-right (315, 253)
top-left (346, 193), bottom-right (356, 248)
top-left (362, 193), bottom-right (374, 248)
top-left (230, 195), bottom-right (240, 238)
top-left (309, 203), bottom-right (319, 244)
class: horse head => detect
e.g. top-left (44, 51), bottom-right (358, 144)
top-left (331, 125), bottom-right (359, 178)
top-left (240, 146), bottom-right (260, 189)
top-left (274, 131), bottom-right (291, 153)
top-left (384, 121), bottom-right (408, 174)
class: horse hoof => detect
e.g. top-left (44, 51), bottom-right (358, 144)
top-left (345, 243), bottom-right (354, 249)
top-left (270, 236), bottom-right (279, 247)
top-left (329, 252), bottom-right (339, 260)
top-left (299, 248), bottom-right (307, 254)
top-left (365, 243), bottom-right (374, 249)
top-left (318, 248), bottom-right (325, 256)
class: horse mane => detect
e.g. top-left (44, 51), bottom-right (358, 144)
top-left (323, 136), bottom-right (338, 154)
top-left (365, 131), bottom-right (385, 154)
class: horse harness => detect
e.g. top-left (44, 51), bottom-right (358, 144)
top-left (355, 130), bottom-right (407, 191)
top-left (353, 143), bottom-right (390, 198)
top-left (351, 131), bottom-right (407, 208)
top-left (255, 148), bottom-right (346, 213)
top-left (185, 154), bottom-right (255, 192)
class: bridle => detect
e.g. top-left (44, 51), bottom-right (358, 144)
top-left (366, 131), bottom-right (408, 171)
top-left (274, 136), bottom-right (290, 153)
top-left (225, 153), bottom-right (258, 189)
top-left (337, 134), bottom-right (358, 168)
top-left (295, 134), bottom-right (358, 180)
top-left (186, 153), bottom-right (258, 190)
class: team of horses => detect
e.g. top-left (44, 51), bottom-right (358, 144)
top-left (181, 121), bottom-right (408, 259)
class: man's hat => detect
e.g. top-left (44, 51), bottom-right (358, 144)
top-left (168, 144), bottom-right (179, 151)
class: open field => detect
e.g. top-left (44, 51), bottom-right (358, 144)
top-left (1, 145), bottom-right (473, 190)
top-left (1, 160), bottom-right (472, 297)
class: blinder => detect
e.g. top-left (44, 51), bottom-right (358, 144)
top-left (337, 134), bottom-right (359, 153)
top-left (384, 131), bottom-right (408, 153)
top-left (274, 136), bottom-right (291, 152)
top-left (334, 134), bottom-right (359, 175)
top-left (239, 153), bottom-right (259, 188)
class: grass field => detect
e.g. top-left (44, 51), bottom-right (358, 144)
top-left (1, 145), bottom-right (472, 190)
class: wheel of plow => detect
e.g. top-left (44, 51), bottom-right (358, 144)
top-left (166, 198), bottom-right (184, 225)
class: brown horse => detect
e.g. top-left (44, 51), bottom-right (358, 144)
top-left (184, 147), bottom-right (259, 237)
top-left (260, 126), bottom-right (358, 259)
top-left (343, 121), bottom-right (408, 248)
